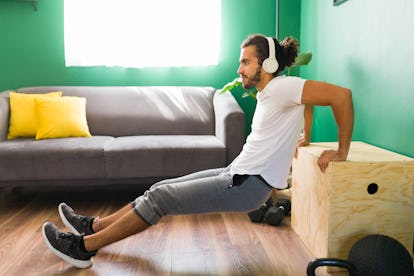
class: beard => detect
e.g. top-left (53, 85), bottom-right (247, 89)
top-left (241, 66), bottom-right (262, 89)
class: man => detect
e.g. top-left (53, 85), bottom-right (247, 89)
top-left (42, 34), bottom-right (353, 268)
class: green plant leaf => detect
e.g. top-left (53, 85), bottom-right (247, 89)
top-left (219, 78), bottom-right (242, 94)
top-left (291, 51), bottom-right (312, 67)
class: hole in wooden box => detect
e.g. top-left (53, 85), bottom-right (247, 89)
top-left (367, 183), bottom-right (379, 195)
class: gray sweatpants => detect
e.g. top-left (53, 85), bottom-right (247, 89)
top-left (132, 166), bottom-right (273, 225)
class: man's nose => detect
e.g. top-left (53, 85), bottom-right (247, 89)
top-left (237, 65), bottom-right (242, 75)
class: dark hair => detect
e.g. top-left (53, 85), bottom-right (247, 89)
top-left (241, 34), bottom-right (299, 76)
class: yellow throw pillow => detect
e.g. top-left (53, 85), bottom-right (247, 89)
top-left (35, 96), bottom-right (91, 140)
top-left (7, 91), bottom-right (62, 139)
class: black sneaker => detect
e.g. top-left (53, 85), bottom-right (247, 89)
top-left (42, 222), bottom-right (97, 268)
top-left (59, 203), bottom-right (94, 235)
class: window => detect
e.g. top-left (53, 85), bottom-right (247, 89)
top-left (64, 0), bottom-right (221, 68)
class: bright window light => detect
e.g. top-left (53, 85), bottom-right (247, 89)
top-left (64, 0), bottom-right (221, 68)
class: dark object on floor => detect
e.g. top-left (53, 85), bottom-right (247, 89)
top-left (307, 234), bottom-right (414, 276)
top-left (248, 198), bottom-right (291, 226)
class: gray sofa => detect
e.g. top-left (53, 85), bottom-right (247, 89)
top-left (0, 86), bottom-right (245, 188)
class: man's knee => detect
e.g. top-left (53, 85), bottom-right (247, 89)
top-left (132, 186), bottom-right (172, 225)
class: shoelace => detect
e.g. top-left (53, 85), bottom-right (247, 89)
top-left (70, 211), bottom-right (89, 226)
top-left (58, 232), bottom-right (75, 240)
top-left (57, 231), bottom-right (83, 252)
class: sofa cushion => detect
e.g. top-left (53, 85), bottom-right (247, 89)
top-left (104, 135), bottom-right (226, 179)
top-left (0, 136), bottom-right (113, 181)
top-left (16, 86), bottom-right (216, 137)
top-left (7, 91), bottom-right (62, 139)
top-left (35, 96), bottom-right (91, 140)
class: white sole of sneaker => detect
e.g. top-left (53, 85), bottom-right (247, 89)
top-left (42, 222), bottom-right (93, 269)
top-left (58, 203), bottom-right (81, 235)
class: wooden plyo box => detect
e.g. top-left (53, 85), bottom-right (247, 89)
top-left (291, 142), bottom-right (414, 272)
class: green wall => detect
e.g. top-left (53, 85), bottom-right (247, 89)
top-left (278, 0), bottom-right (301, 46)
top-left (0, 0), bottom-right (276, 90)
top-left (0, 0), bottom-right (277, 135)
top-left (300, 0), bottom-right (414, 157)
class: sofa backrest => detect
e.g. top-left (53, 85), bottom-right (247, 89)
top-left (14, 86), bottom-right (216, 136)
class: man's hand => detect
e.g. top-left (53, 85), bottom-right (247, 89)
top-left (294, 137), bottom-right (310, 158)
top-left (317, 150), bottom-right (347, 172)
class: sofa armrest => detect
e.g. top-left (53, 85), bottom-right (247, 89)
top-left (213, 90), bottom-right (245, 164)
top-left (0, 92), bottom-right (10, 141)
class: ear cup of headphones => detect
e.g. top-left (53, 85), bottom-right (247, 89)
top-left (262, 37), bottom-right (279, 74)
top-left (262, 57), bottom-right (278, 73)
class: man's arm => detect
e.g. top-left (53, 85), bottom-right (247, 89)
top-left (300, 80), bottom-right (354, 172)
top-left (299, 104), bottom-right (314, 146)
top-left (295, 104), bottom-right (313, 158)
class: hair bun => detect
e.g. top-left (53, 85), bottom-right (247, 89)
top-left (280, 37), bottom-right (299, 67)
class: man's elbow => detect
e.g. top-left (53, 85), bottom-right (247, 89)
top-left (341, 88), bottom-right (353, 104)
top-left (331, 88), bottom-right (353, 112)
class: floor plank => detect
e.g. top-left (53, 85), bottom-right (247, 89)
top-left (0, 187), bottom-right (348, 276)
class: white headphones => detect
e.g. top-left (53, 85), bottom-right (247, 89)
top-left (262, 37), bottom-right (279, 74)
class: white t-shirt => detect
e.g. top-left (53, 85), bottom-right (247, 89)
top-left (230, 75), bottom-right (306, 188)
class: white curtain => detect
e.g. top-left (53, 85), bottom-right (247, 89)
top-left (64, 0), bottom-right (221, 68)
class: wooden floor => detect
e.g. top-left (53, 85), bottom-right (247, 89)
top-left (0, 187), bottom-right (347, 276)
